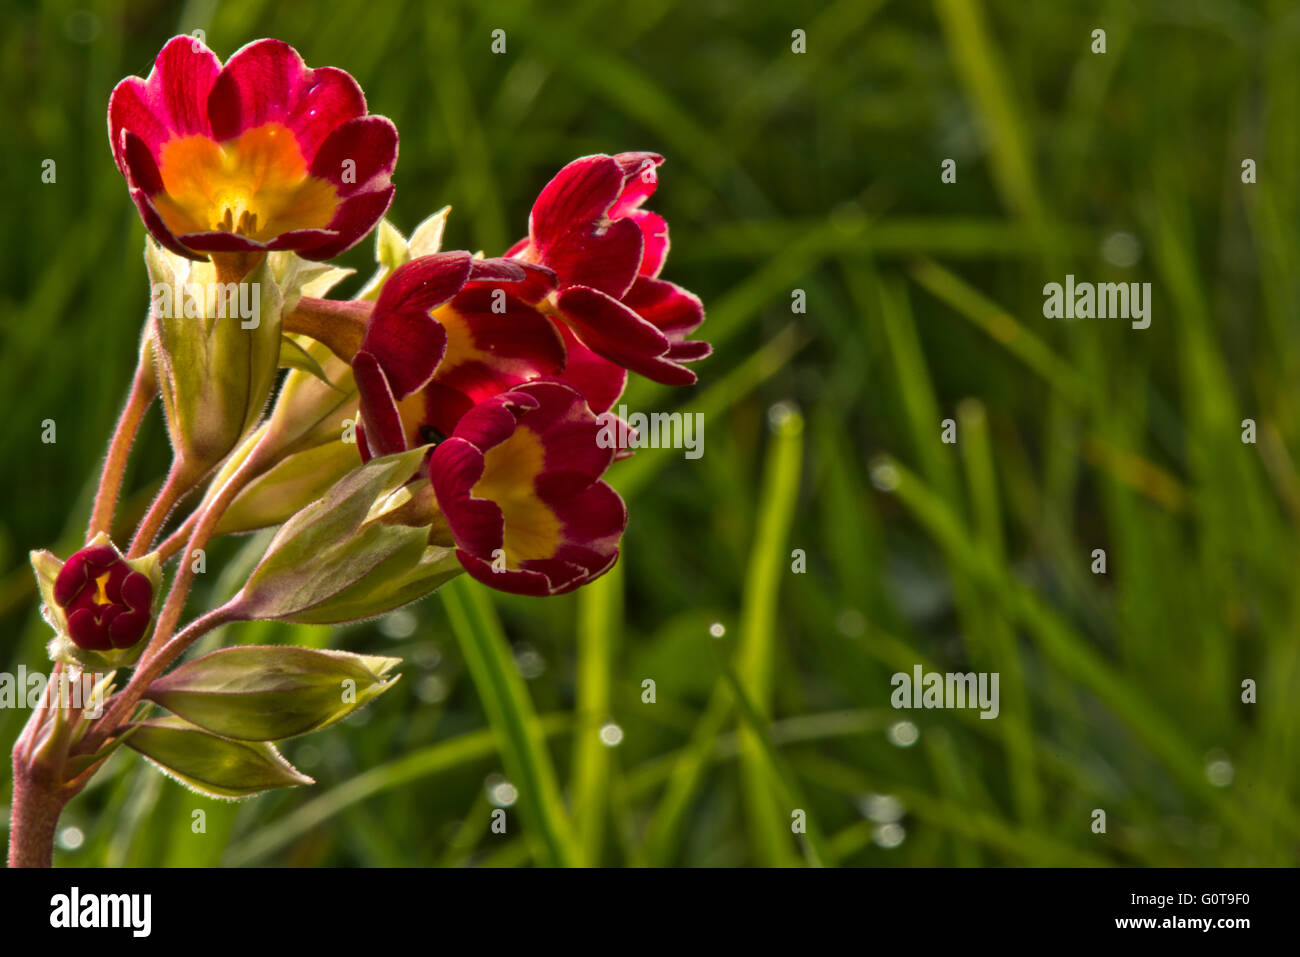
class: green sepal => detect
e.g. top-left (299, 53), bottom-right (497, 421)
top-left (216, 439), bottom-right (364, 535)
top-left (230, 447), bottom-right (462, 624)
top-left (211, 335), bottom-right (359, 534)
top-left (278, 334), bottom-right (340, 388)
top-left (62, 722), bottom-right (134, 786)
top-left (146, 241), bottom-right (285, 472)
top-left (354, 218), bottom-right (412, 301)
top-left (144, 645), bottom-right (402, 741)
top-left (125, 715), bottom-right (313, 800)
top-left (407, 206), bottom-right (450, 258)
top-left (268, 251), bottom-right (354, 315)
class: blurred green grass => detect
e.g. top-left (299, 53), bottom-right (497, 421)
top-left (1, 0), bottom-right (1298, 866)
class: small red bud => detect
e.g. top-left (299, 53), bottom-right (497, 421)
top-left (52, 544), bottom-right (154, 650)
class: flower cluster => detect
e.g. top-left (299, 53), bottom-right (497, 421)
top-left (11, 33), bottom-right (712, 867)
top-left (96, 35), bottom-right (707, 606)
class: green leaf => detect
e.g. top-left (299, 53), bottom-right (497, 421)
top-left (278, 334), bottom-right (340, 388)
top-left (216, 439), bottom-right (364, 535)
top-left (126, 716), bottom-right (313, 799)
top-left (145, 646), bottom-right (401, 741)
top-left (230, 447), bottom-right (462, 623)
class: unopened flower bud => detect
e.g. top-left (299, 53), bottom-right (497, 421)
top-left (52, 544), bottom-right (154, 650)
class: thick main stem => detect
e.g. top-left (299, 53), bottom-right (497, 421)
top-left (7, 759), bottom-right (67, 868)
top-left (8, 664), bottom-right (73, 868)
top-left (87, 346), bottom-right (157, 541)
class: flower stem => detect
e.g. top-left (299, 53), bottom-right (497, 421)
top-left (128, 458), bottom-right (203, 558)
top-left (76, 439), bottom-right (272, 756)
top-left (283, 297), bottom-right (370, 364)
top-left (87, 344), bottom-right (157, 541)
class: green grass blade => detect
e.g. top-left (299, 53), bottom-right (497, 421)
top-left (441, 578), bottom-right (584, 867)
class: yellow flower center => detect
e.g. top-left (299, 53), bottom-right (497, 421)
top-left (152, 123), bottom-right (339, 242)
top-left (92, 573), bottom-right (113, 607)
top-left (472, 425), bottom-right (562, 567)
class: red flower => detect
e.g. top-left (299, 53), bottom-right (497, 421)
top-left (352, 253), bottom-right (564, 458)
top-left (108, 36), bottom-right (397, 261)
top-left (53, 545), bottom-right (154, 651)
top-left (429, 380), bottom-right (626, 596)
top-left (506, 152), bottom-right (709, 408)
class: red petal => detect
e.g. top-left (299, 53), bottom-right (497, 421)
top-left (131, 189), bottom-right (203, 260)
top-left (611, 152), bottom-right (663, 216)
top-left (667, 340), bottom-right (712, 362)
top-left (361, 261), bottom-right (454, 399)
top-left (265, 227), bottom-right (340, 251)
top-left (67, 609), bottom-right (113, 651)
top-left (498, 260), bottom-right (557, 304)
top-left (295, 185), bottom-right (395, 261)
top-left (630, 209), bottom-right (669, 277)
top-left (527, 154), bottom-right (643, 296)
top-left (467, 257), bottom-right (526, 283)
top-left (207, 39), bottom-right (314, 141)
top-left (308, 115), bottom-right (398, 197)
top-left (456, 553), bottom-right (558, 596)
top-left (119, 571), bottom-right (153, 612)
top-left (555, 286), bottom-right (670, 368)
top-left (530, 155), bottom-right (623, 250)
top-left (285, 65), bottom-right (366, 159)
top-left (545, 217), bottom-right (642, 297)
top-left (109, 608), bottom-right (151, 648)
top-left (419, 383), bottom-right (475, 441)
top-left (53, 545), bottom-right (117, 606)
top-left (551, 481), bottom-right (627, 555)
top-left (446, 391), bottom-right (538, 454)
top-left (353, 350), bottom-right (409, 456)
top-left (554, 324), bottom-right (626, 414)
top-left (622, 276), bottom-right (704, 339)
top-left (429, 287), bottom-right (566, 400)
top-left (120, 129), bottom-right (164, 194)
top-left (107, 78), bottom-right (169, 172)
top-left (175, 230), bottom-right (266, 253)
top-left (108, 36), bottom-right (220, 168)
top-left (624, 353), bottom-right (699, 386)
top-left (152, 36), bottom-right (221, 137)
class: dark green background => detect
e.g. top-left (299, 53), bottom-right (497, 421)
top-left (1, 0), bottom-right (1296, 866)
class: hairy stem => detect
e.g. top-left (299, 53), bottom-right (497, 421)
top-left (87, 345), bottom-right (157, 541)
top-left (128, 458), bottom-right (203, 557)
top-left (76, 440), bottom-right (271, 755)
top-left (283, 297), bottom-right (370, 364)
top-left (7, 759), bottom-right (68, 868)
top-left (8, 664), bottom-right (72, 868)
